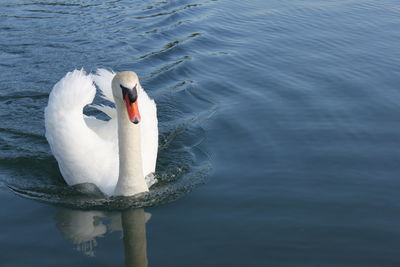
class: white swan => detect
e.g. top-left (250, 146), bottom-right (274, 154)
top-left (45, 69), bottom-right (158, 196)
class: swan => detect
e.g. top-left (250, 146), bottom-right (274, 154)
top-left (45, 69), bottom-right (158, 197)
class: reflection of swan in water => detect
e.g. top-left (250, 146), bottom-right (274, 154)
top-left (55, 210), bottom-right (108, 256)
top-left (55, 208), bottom-right (150, 266)
top-left (122, 209), bottom-right (149, 267)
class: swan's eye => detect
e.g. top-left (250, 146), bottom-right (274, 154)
top-left (120, 84), bottom-right (137, 103)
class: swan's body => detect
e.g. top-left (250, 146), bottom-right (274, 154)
top-left (45, 69), bottom-right (158, 196)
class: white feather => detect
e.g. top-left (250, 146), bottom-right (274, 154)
top-left (45, 69), bottom-right (158, 195)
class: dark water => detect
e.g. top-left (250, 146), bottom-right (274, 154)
top-left (1, 0), bottom-right (400, 266)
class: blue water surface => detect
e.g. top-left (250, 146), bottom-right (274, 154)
top-left (1, 0), bottom-right (400, 266)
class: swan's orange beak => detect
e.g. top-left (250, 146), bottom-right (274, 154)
top-left (124, 94), bottom-right (141, 124)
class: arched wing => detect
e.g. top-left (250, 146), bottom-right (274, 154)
top-left (45, 69), bottom-right (118, 195)
top-left (138, 85), bottom-right (158, 176)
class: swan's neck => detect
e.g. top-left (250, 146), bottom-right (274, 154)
top-left (114, 98), bottom-right (148, 196)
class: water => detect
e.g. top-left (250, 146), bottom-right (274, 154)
top-left (1, 0), bottom-right (400, 266)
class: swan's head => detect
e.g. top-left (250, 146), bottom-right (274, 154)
top-left (112, 71), bottom-right (141, 124)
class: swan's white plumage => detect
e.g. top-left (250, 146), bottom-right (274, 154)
top-left (45, 69), bottom-right (158, 196)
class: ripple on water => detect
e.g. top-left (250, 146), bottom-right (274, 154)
top-left (6, 124), bottom-right (210, 210)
